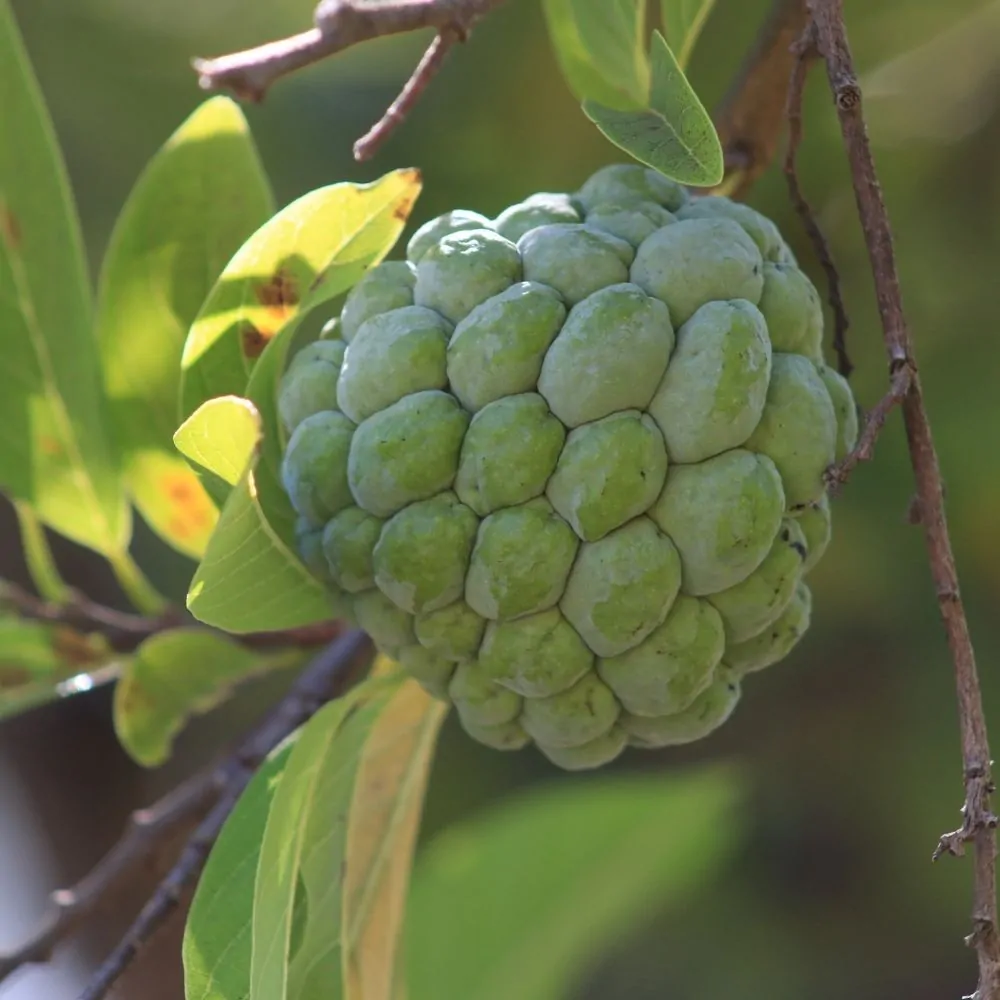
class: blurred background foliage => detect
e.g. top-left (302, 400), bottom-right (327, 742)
top-left (1, 0), bottom-right (999, 997)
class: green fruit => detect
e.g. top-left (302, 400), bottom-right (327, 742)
top-left (406, 210), bottom-right (494, 264)
top-left (519, 224), bottom-right (633, 306)
top-left (275, 169), bottom-right (856, 770)
top-left (631, 218), bottom-right (764, 326)
top-left (745, 353), bottom-right (837, 509)
top-left (650, 449), bottom-right (785, 595)
top-left (340, 261), bottom-right (416, 342)
top-left (494, 192), bottom-right (581, 241)
top-left (648, 299), bottom-right (771, 463)
top-left (621, 665), bottom-right (741, 747)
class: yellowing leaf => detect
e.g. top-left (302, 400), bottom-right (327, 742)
top-left (180, 169), bottom-right (422, 421)
top-left (96, 96), bottom-right (274, 559)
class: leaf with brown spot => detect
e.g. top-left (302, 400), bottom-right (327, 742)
top-left (95, 96), bottom-right (274, 560)
top-left (180, 168), bottom-right (423, 420)
top-left (240, 322), bottom-right (275, 360)
top-left (0, 1), bottom-right (128, 556)
top-left (0, 616), bottom-right (118, 720)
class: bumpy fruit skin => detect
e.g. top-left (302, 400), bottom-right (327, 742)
top-left (276, 163), bottom-right (858, 770)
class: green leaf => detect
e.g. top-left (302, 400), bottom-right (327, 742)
top-left (660, 0), bottom-right (718, 70)
top-left (0, 0), bottom-right (128, 555)
top-left (96, 96), bottom-right (274, 560)
top-left (250, 677), bottom-right (397, 1000)
top-left (542, 0), bottom-right (648, 109)
top-left (0, 615), bottom-right (117, 720)
top-left (405, 767), bottom-right (741, 1000)
top-left (113, 627), bottom-right (300, 768)
top-left (584, 30), bottom-right (724, 187)
top-left (180, 168), bottom-right (422, 421)
top-left (183, 171), bottom-right (422, 634)
top-left (184, 736), bottom-right (300, 1000)
top-left (174, 396), bottom-right (262, 509)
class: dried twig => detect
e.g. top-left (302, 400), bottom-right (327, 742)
top-left (74, 629), bottom-right (373, 1000)
top-left (0, 770), bottom-right (219, 988)
top-left (781, 21), bottom-right (852, 377)
top-left (0, 581), bottom-right (342, 654)
top-left (193, 0), bottom-right (505, 158)
top-left (803, 2), bottom-right (999, 996)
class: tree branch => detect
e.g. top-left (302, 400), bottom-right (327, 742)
top-left (72, 629), bottom-right (373, 1000)
top-left (0, 770), bottom-right (219, 988)
top-left (0, 581), bottom-right (342, 654)
top-left (803, 3), bottom-right (999, 997)
top-left (714, 0), bottom-right (810, 197)
top-left (193, 0), bottom-right (506, 159)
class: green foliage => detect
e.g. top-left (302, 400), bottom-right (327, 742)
top-left (0, 615), bottom-right (116, 719)
top-left (113, 628), bottom-right (300, 767)
top-left (96, 96), bottom-right (273, 559)
top-left (184, 738), bottom-right (299, 1000)
top-left (542, 0), bottom-right (649, 109)
top-left (0, 0), bottom-right (127, 556)
top-left (184, 172), bottom-right (422, 634)
top-left (584, 31), bottom-right (724, 186)
top-left (660, 0), bottom-right (719, 70)
top-left (405, 767), bottom-right (739, 1000)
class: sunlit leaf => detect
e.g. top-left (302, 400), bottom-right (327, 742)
top-left (0, 0), bottom-right (127, 555)
top-left (542, 0), bottom-right (648, 109)
top-left (180, 169), bottom-right (422, 421)
top-left (96, 97), bottom-right (274, 559)
top-left (406, 767), bottom-right (741, 1000)
top-left (174, 396), bottom-right (262, 509)
top-left (250, 676), bottom-right (400, 1000)
top-left (660, 0), bottom-right (718, 70)
top-left (184, 736), bottom-right (300, 1000)
top-left (113, 627), bottom-right (301, 767)
top-left (584, 30), bottom-right (724, 186)
top-left (340, 680), bottom-right (447, 1000)
top-left (0, 615), bottom-right (117, 720)
top-left (184, 171), bottom-right (422, 634)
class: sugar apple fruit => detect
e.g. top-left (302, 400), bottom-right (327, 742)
top-left (277, 163), bottom-right (859, 771)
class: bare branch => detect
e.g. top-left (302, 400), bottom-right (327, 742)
top-left (354, 28), bottom-right (459, 162)
top-left (0, 770), bottom-right (219, 988)
top-left (0, 581), bottom-right (343, 654)
top-left (193, 0), bottom-right (504, 103)
top-left (75, 629), bottom-right (373, 1000)
top-left (714, 0), bottom-right (810, 197)
top-left (805, 2), bottom-right (999, 996)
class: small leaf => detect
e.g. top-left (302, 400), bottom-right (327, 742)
top-left (660, 0), bottom-right (718, 70)
top-left (340, 681), bottom-right (447, 1000)
top-left (406, 767), bottom-right (741, 1000)
top-left (180, 169), bottom-right (422, 421)
top-left (174, 396), bottom-right (263, 508)
top-left (250, 676), bottom-right (400, 1000)
top-left (0, 615), bottom-right (116, 720)
top-left (542, 0), bottom-right (648, 109)
top-left (0, 0), bottom-right (128, 555)
top-left (184, 736), bottom-right (300, 1000)
top-left (113, 627), bottom-right (300, 767)
top-left (97, 96), bottom-right (274, 559)
top-left (584, 30), bottom-right (724, 187)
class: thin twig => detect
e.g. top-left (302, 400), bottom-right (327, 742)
top-left (0, 581), bottom-right (342, 654)
top-left (354, 28), bottom-right (460, 161)
top-left (807, 2), bottom-right (999, 997)
top-left (0, 770), bottom-right (219, 988)
top-left (193, 0), bottom-right (504, 103)
top-left (782, 21), bottom-right (852, 377)
top-left (74, 629), bottom-right (373, 1000)
top-left (713, 0), bottom-right (810, 197)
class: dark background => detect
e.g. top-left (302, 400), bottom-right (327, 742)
top-left (2, 0), bottom-right (1000, 997)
